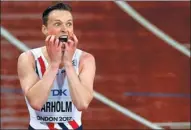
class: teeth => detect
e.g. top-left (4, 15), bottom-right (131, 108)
top-left (60, 35), bottom-right (68, 38)
top-left (59, 35), bottom-right (68, 42)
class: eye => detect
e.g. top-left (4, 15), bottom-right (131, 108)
top-left (66, 22), bottom-right (72, 27)
top-left (54, 22), bottom-right (61, 26)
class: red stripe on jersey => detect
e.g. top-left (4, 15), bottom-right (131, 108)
top-left (68, 120), bottom-right (79, 129)
top-left (38, 56), bottom-right (46, 76)
top-left (47, 123), bottom-right (57, 130)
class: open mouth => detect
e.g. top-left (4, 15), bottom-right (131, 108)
top-left (59, 35), bottom-right (68, 42)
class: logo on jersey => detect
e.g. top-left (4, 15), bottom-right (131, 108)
top-left (72, 59), bottom-right (77, 66)
top-left (51, 89), bottom-right (67, 96)
top-left (61, 69), bottom-right (65, 73)
top-left (56, 69), bottom-right (66, 75)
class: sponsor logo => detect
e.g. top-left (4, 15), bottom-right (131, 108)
top-left (72, 60), bottom-right (77, 66)
top-left (51, 89), bottom-right (67, 96)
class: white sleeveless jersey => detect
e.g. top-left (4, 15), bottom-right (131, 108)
top-left (25, 47), bottom-right (83, 129)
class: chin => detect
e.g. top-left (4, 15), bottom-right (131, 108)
top-left (62, 49), bottom-right (65, 53)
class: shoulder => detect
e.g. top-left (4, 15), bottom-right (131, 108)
top-left (18, 48), bottom-right (39, 68)
top-left (78, 49), bottom-right (96, 73)
top-left (79, 49), bottom-right (95, 65)
top-left (18, 47), bottom-right (43, 61)
top-left (18, 50), bottom-right (32, 62)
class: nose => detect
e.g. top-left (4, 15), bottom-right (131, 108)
top-left (61, 25), bottom-right (67, 33)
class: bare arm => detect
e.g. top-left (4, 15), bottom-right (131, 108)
top-left (65, 53), bottom-right (96, 111)
top-left (18, 35), bottom-right (62, 110)
top-left (17, 51), bottom-right (59, 110)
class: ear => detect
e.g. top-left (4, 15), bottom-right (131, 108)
top-left (42, 25), bottom-right (48, 36)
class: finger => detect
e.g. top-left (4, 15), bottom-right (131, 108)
top-left (70, 33), bottom-right (78, 47)
top-left (45, 35), bottom-right (52, 46)
top-left (65, 42), bottom-right (69, 50)
top-left (55, 38), bottom-right (59, 47)
top-left (59, 41), bottom-right (63, 48)
top-left (73, 33), bottom-right (78, 44)
top-left (53, 35), bottom-right (58, 45)
top-left (49, 35), bottom-right (55, 46)
top-left (68, 39), bottom-right (75, 47)
top-left (68, 31), bottom-right (73, 40)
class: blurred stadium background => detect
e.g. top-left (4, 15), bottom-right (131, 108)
top-left (1, 1), bottom-right (190, 129)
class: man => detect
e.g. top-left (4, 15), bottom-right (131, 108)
top-left (17, 2), bottom-right (96, 130)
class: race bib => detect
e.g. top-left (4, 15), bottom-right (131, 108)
top-left (36, 97), bottom-right (73, 123)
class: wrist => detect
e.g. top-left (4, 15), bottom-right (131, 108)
top-left (50, 63), bottom-right (59, 70)
top-left (64, 61), bottom-right (73, 68)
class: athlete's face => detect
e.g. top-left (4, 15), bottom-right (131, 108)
top-left (42, 10), bottom-right (74, 39)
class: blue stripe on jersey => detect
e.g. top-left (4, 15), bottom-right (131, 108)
top-left (35, 60), bottom-right (39, 77)
top-left (58, 123), bottom-right (69, 130)
top-left (75, 125), bottom-right (83, 130)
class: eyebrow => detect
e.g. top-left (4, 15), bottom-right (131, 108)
top-left (53, 19), bottom-right (72, 22)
